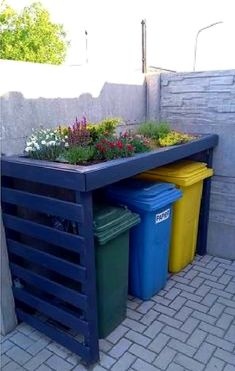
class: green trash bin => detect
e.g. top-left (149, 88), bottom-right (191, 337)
top-left (93, 203), bottom-right (140, 338)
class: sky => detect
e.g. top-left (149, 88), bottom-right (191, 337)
top-left (6, 0), bottom-right (235, 72)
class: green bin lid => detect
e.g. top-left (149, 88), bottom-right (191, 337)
top-left (93, 203), bottom-right (140, 245)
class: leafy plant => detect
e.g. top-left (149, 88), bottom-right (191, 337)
top-left (25, 127), bottom-right (67, 160)
top-left (95, 137), bottom-right (134, 160)
top-left (68, 117), bottom-right (91, 147)
top-left (159, 132), bottom-right (196, 147)
top-left (88, 117), bottom-right (121, 143)
top-left (120, 131), bottom-right (151, 153)
top-left (63, 146), bottom-right (95, 164)
top-left (137, 121), bottom-right (171, 140)
top-left (0, 1), bottom-right (69, 64)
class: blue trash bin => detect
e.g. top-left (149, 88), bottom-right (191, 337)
top-left (106, 179), bottom-right (182, 300)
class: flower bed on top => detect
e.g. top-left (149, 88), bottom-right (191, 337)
top-left (24, 117), bottom-right (197, 166)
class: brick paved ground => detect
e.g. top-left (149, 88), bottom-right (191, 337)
top-left (1, 255), bottom-right (235, 371)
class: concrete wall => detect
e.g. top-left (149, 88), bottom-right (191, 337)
top-left (0, 60), bottom-right (146, 155)
top-left (160, 70), bottom-right (235, 259)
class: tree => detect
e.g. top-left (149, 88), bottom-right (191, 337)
top-left (0, 1), bottom-right (69, 64)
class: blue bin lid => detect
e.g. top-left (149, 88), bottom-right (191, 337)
top-left (106, 179), bottom-right (182, 211)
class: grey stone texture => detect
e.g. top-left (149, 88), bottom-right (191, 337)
top-left (1, 255), bottom-right (235, 370)
top-left (160, 70), bottom-right (235, 260)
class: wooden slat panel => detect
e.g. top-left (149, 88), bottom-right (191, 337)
top-left (11, 263), bottom-right (87, 310)
top-left (1, 158), bottom-right (86, 191)
top-left (8, 239), bottom-right (86, 283)
top-left (13, 287), bottom-right (89, 335)
top-left (2, 187), bottom-right (84, 222)
top-left (16, 309), bottom-right (91, 362)
top-left (3, 214), bottom-right (84, 254)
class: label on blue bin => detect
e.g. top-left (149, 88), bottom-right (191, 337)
top-left (155, 208), bottom-right (170, 224)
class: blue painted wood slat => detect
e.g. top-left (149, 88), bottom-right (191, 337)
top-left (13, 287), bottom-right (89, 336)
top-left (3, 214), bottom-right (85, 254)
top-left (16, 309), bottom-right (90, 361)
top-left (7, 239), bottom-right (86, 283)
top-left (10, 263), bottom-right (87, 310)
top-left (2, 187), bottom-right (84, 222)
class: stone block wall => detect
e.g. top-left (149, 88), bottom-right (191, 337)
top-left (160, 70), bottom-right (235, 259)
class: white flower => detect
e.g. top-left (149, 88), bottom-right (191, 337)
top-left (65, 143), bottom-right (69, 148)
top-left (41, 140), bottom-right (46, 145)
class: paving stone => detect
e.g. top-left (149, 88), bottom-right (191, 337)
top-left (195, 284), bottom-right (212, 297)
top-left (194, 342), bottom-right (216, 364)
top-left (205, 280), bottom-right (226, 290)
top-left (153, 304), bottom-right (176, 317)
top-left (211, 288), bottom-right (233, 299)
top-left (125, 330), bottom-right (151, 347)
top-left (137, 301), bottom-right (155, 314)
top-left (99, 351), bottom-right (116, 368)
top-left (99, 338), bottom-right (113, 353)
top-left (24, 349), bottom-right (52, 370)
top-left (224, 365), bottom-right (235, 371)
top-left (169, 297), bottom-right (187, 311)
top-left (46, 355), bottom-right (74, 370)
top-left (219, 274), bottom-right (232, 285)
top-left (129, 343), bottom-right (156, 363)
top-left (154, 346), bottom-right (176, 370)
top-left (225, 307), bottom-right (235, 316)
top-left (199, 322), bottom-right (225, 337)
top-left (123, 318), bottom-right (146, 333)
top-left (218, 298), bottom-right (235, 308)
top-left (47, 342), bottom-right (71, 358)
top-left (1, 340), bottom-right (15, 354)
top-left (162, 326), bottom-right (188, 342)
top-left (184, 268), bottom-right (198, 281)
top-left (198, 272), bottom-right (218, 282)
top-left (187, 329), bottom-right (207, 348)
top-left (208, 302), bottom-right (226, 318)
top-left (27, 338), bottom-right (51, 356)
top-left (212, 267), bottom-right (225, 277)
top-left (6, 345), bottom-right (32, 365)
top-left (174, 353), bottom-right (204, 371)
top-left (193, 265), bottom-right (213, 275)
top-left (174, 306), bottom-right (193, 321)
top-left (189, 276), bottom-right (205, 288)
top-left (164, 288), bottom-right (181, 301)
top-left (1, 354), bottom-right (11, 367)
top-left (224, 325), bottom-right (235, 344)
top-left (216, 313), bottom-right (234, 330)
top-left (2, 361), bottom-right (25, 371)
top-left (171, 276), bottom-right (190, 285)
top-left (140, 310), bottom-right (159, 326)
top-left (214, 348), bottom-right (235, 366)
top-left (132, 358), bottom-right (161, 371)
top-left (36, 365), bottom-right (54, 371)
top-left (106, 325), bottom-right (129, 344)
top-left (175, 282), bottom-right (196, 293)
top-left (144, 320), bottom-right (164, 339)
top-left (180, 317), bottom-right (199, 334)
top-left (127, 300), bottom-right (140, 310)
top-left (91, 366), bottom-right (107, 371)
top-left (205, 357), bottom-right (225, 371)
top-left (191, 310), bottom-right (216, 324)
top-left (201, 293), bottom-right (218, 307)
top-left (206, 334), bottom-right (234, 351)
top-left (66, 353), bottom-right (81, 366)
top-left (166, 362), bottom-right (185, 371)
top-left (109, 338), bottom-right (132, 358)
top-left (168, 339), bottom-right (196, 357)
top-left (17, 323), bottom-right (35, 336)
top-left (111, 352), bottom-right (136, 371)
top-left (225, 282), bottom-right (235, 294)
top-left (148, 333), bottom-right (170, 354)
top-left (158, 314), bottom-right (182, 328)
top-left (126, 308), bottom-right (142, 321)
top-left (152, 296), bottom-right (171, 307)
top-left (180, 291), bottom-right (202, 303)
top-left (185, 300), bottom-right (209, 313)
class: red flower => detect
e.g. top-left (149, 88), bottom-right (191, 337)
top-left (116, 140), bottom-right (123, 149)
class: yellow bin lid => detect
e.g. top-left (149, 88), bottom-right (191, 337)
top-left (143, 160), bottom-right (213, 187)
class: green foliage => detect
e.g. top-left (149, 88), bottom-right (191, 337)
top-left (0, 1), bottom-right (69, 64)
top-left (63, 146), bottom-right (95, 165)
top-left (88, 117), bottom-right (121, 143)
top-left (120, 131), bottom-right (151, 153)
top-left (137, 121), bottom-right (171, 140)
top-left (25, 127), bottom-right (67, 160)
top-left (159, 131), bottom-right (196, 147)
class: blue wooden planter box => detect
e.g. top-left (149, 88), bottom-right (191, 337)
top-left (1, 134), bottom-right (218, 365)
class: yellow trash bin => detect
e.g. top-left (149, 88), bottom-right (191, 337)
top-left (137, 160), bottom-right (213, 273)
